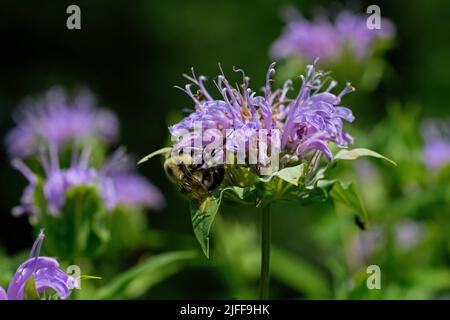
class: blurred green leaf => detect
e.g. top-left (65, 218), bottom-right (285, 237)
top-left (271, 246), bottom-right (330, 298)
top-left (95, 251), bottom-right (198, 299)
top-left (41, 185), bottom-right (108, 261)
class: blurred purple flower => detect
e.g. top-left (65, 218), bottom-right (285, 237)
top-left (270, 10), bottom-right (339, 62)
top-left (421, 119), bottom-right (450, 170)
top-left (354, 159), bottom-right (377, 183)
top-left (5, 87), bottom-right (119, 158)
top-left (12, 146), bottom-right (164, 216)
top-left (422, 140), bottom-right (450, 170)
top-left (12, 146), bottom-right (99, 216)
top-left (335, 10), bottom-right (395, 59)
top-left (270, 7), bottom-right (395, 63)
top-left (349, 225), bottom-right (385, 263)
top-left (394, 219), bottom-right (424, 250)
top-left (101, 148), bottom-right (165, 211)
top-left (170, 61), bottom-right (354, 166)
top-left (0, 231), bottom-right (78, 300)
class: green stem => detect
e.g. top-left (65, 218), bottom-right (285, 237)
top-left (259, 203), bottom-right (271, 300)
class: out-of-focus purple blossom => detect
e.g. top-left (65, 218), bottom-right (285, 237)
top-left (44, 146), bottom-right (99, 215)
top-left (349, 225), bottom-right (385, 264)
top-left (0, 231), bottom-right (78, 300)
top-left (421, 119), bottom-right (450, 170)
top-left (270, 9), bottom-right (339, 62)
top-left (12, 146), bottom-right (99, 216)
top-left (394, 219), bottom-right (424, 250)
top-left (335, 10), bottom-right (395, 59)
top-left (170, 61), bottom-right (354, 167)
top-left (101, 148), bottom-right (165, 210)
top-left (354, 159), bottom-right (377, 183)
top-left (10, 159), bottom-right (39, 217)
top-left (5, 87), bottom-right (119, 158)
top-left (12, 146), bottom-right (164, 217)
top-left (270, 7), bottom-right (395, 63)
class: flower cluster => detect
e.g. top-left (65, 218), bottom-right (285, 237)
top-left (421, 119), bottom-right (450, 170)
top-left (6, 87), bottom-right (164, 217)
top-left (12, 146), bottom-right (164, 217)
top-left (0, 231), bottom-right (78, 300)
top-left (5, 87), bottom-right (119, 158)
top-left (270, 8), bottom-right (395, 63)
top-left (170, 61), bottom-right (355, 170)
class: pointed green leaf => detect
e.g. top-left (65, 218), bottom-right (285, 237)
top-left (333, 148), bottom-right (397, 166)
top-left (221, 186), bottom-right (258, 206)
top-left (190, 194), bottom-right (224, 258)
top-left (260, 163), bottom-right (306, 186)
top-left (330, 181), bottom-right (368, 227)
top-left (256, 164), bottom-right (307, 205)
top-left (138, 147), bottom-right (172, 165)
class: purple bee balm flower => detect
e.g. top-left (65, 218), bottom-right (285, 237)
top-left (5, 87), bottom-right (119, 158)
top-left (170, 61), bottom-right (354, 167)
top-left (394, 219), bottom-right (424, 250)
top-left (270, 9), bottom-right (340, 62)
top-left (0, 231), bottom-right (79, 300)
top-left (270, 7), bottom-right (395, 63)
top-left (12, 146), bottom-right (105, 216)
top-left (335, 10), bottom-right (395, 59)
top-left (12, 146), bottom-right (164, 216)
top-left (44, 146), bottom-right (100, 215)
top-left (421, 119), bottom-right (450, 170)
top-left (101, 148), bottom-right (165, 210)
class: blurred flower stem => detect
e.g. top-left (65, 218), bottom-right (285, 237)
top-left (259, 204), bottom-right (272, 300)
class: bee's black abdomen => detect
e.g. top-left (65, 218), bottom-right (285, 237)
top-left (203, 165), bottom-right (225, 191)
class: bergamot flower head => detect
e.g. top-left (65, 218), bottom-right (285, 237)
top-left (5, 86), bottom-right (119, 158)
top-left (169, 60), bottom-right (355, 174)
top-left (270, 7), bottom-right (395, 63)
top-left (12, 145), bottom-right (164, 217)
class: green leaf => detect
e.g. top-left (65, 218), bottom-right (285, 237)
top-left (95, 251), bottom-right (197, 299)
top-left (256, 164), bottom-right (307, 205)
top-left (42, 185), bottom-right (106, 260)
top-left (137, 147), bottom-right (172, 164)
top-left (24, 277), bottom-right (40, 300)
top-left (333, 148), bottom-right (397, 166)
top-left (271, 246), bottom-right (330, 298)
top-left (221, 186), bottom-right (258, 206)
top-left (330, 181), bottom-right (368, 228)
top-left (260, 163), bottom-right (306, 186)
top-left (294, 179), bottom-right (336, 206)
top-left (190, 192), bottom-right (225, 258)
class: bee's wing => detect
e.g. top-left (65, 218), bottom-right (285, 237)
top-left (178, 165), bottom-right (209, 198)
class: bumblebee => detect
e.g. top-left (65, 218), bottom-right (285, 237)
top-left (164, 154), bottom-right (225, 204)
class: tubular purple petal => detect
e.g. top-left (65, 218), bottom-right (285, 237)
top-left (4, 232), bottom-right (78, 300)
